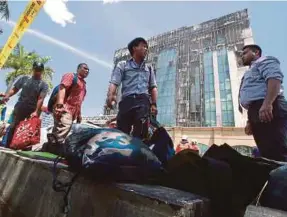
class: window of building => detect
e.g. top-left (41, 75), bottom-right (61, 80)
top-left (217, 48), bottom-right (235, 126)
top-left (156, 49), bottom-right (177, 126)
top-left (203, 51), bottom-right (216, 127)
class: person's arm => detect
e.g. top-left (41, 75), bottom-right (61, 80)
top-left (77, 107), bottom-right (82, 123)
top-left (149, 67), bottom-right (158, 114)
top-left (56, 73), bottom-right (74, 106)
top-left (150, 88), bottom-right (158, 105)
top-left (2, 76), bottom-right (27, 103)
top-left (33, 96), bottom-right (45, 117)
top-left (5, 87), bottom-right (19, 98)
top-left (263, 79), bottom-right (281, 106)
top-left (107, 62), bottom-right (123, 108)
top-left (107, 84), bottom-right (117, 106)
top-left (258, 57), bottom-right (283, 122)
top-left (31, 83), bottom-right (49, 117)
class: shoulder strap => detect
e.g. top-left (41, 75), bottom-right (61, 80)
top-left (121, 61), bottom-right (128, 81)
top-left (66, 73), bottom-right (78, 98)
top-left (72, 73), bottom-right (78, 86)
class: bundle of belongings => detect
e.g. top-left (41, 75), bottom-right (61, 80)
top-left (23, 117), bottom-right (283, 216)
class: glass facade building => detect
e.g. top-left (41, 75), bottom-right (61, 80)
top-left (156, 49), bottom-right (177, 126)
top-left (217, 49), bottom-right (235, 126)
top-left (203, 51), bottom-right (216, 127)
top-left (106, 9), bottom-right (253, 127)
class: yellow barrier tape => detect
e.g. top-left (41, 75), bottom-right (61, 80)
top-left (0, 0), bottom-right (46, 69)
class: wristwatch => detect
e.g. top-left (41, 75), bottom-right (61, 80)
top-left (151, 103), bottom-right (157, 107)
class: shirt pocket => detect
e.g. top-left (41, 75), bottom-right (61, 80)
top-left (249, 66), bottom-right (261, 78)
top-left (141, 69), bottom-right (150, 84)
top-left (244, 67), bottom-right (260, 83)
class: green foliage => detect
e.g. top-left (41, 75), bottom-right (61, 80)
top-left (0, 0), bottom-right (9, 21)
top-left (0, 0), bottom-right (9, 34)
top-left (2, 44), bottom-right (54, 90)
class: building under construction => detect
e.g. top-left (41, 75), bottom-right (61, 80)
top-left (105, 9), bottom-right (253, 127)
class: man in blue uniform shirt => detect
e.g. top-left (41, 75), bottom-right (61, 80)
top-left (239, 44), bottom-right (287, 161)
top-left (106, 37), bottom-right (158, 140)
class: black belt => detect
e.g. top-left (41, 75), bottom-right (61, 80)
top-left (125, 94), bottom-right (149, 99)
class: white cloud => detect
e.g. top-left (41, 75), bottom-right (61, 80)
top-left (103, 0), bottom-right (120, 4)
top-left (5, 21), bottom-right (113, 69)
top-left (43, 0), bottom-right (75, 27)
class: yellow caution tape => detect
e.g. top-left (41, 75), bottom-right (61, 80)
top-left (0, 0), bottom-right (46, 69)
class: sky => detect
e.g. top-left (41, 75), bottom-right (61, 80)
top-left (0, 1), bottom-right (287, 116)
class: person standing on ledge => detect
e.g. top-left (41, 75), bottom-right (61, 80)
top-left (239, 44), bottom-right (287, 161)
top-left (106, 37), bottom-right (158, 140)
top-left (0, 62), bottom-right (49, 147)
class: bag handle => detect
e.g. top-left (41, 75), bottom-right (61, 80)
top-left (252, 181), bottom-right (269, 206)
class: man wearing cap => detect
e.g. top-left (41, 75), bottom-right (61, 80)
top-left (1, 62), bottom-right (49, 147)
top-left (239, 44), bottom-right (287, 161)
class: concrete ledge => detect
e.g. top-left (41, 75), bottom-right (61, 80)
top-left (244, 205), bottom-right (287, 217)
top-left (0, 150), bottom-right (211, 217)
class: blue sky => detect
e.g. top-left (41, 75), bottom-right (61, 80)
top-left (0, 1), bottom-right (287, 116)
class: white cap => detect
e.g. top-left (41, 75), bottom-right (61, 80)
top-left (181, 135), bottom-right (188, 140)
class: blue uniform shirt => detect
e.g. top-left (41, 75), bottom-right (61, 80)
top-left (110, 59), bottom-right (157, 99)
top-left (239, 56), bottom-right (284, 109)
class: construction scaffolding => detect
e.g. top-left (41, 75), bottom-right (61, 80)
top-left (104, 9), bottom-right (252, 127)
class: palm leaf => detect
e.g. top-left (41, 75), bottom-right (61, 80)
top-left (0, 0), bottom-right (9, 20)
top-left (3, 45), bottom-right (54, 90)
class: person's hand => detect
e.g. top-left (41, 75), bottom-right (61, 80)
top-left (53, 104), bottom-right (65, 120)
top-left (245, 121), bottom-right (252, 135)
top-left (259, 102), bottom-right (273, 122)
top-left (151, 104), bottom-right (157, 115)
top-left (77, 116), bottom-right (82, 123)
top-left (106, 119), bottom-right (111, 126)
top-left (107, 95), bottom-right (116, 109)
top-left (30, 111), bottom-right (40, 118)
top-left (0, 95), bottom-right (9, 104)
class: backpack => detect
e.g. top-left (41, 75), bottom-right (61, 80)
top-left (47, 73), bottom-right (78, 112)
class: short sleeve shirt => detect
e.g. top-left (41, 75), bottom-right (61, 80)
top-left (14, 76), bottom-right (49, 110)
top-left (60, 73), bottom-right (86, 119)
top-left (109, 59), bottom-right (157, 99)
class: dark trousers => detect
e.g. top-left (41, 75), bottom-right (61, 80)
top-left (117, 94), bottom-right (150, 140)
top-left (6, 106), bottom-right (34, 147)
top-left (248, 96), bottom-right (287, 161)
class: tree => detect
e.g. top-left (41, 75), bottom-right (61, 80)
top-left (0, 0), bottom-right (9, 34)
top-left (2, 44), bottom-right (54, 89)
top-left (0, 0), bottom-right (9, 20)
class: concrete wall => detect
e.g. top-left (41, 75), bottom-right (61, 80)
top-left (166, 127), bottom-right (255, 147)
top-left (0, 150), bottom-right (211, 217)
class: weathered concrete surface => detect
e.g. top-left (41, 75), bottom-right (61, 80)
top-left (244, 205), bottom-right (287, 217)
top-left (0, 150), bottom-right (211, 217)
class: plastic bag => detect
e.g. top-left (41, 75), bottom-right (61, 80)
top-left (10, 117), bottom-right (41, 150)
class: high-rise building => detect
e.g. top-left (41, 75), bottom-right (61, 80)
top-left (105, 9), bottom-right (253, 127)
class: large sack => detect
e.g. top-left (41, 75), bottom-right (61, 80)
top-left (64, 127), bottom-right (163, 182)
top-left (260, 165), bottom-right (287, 212)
